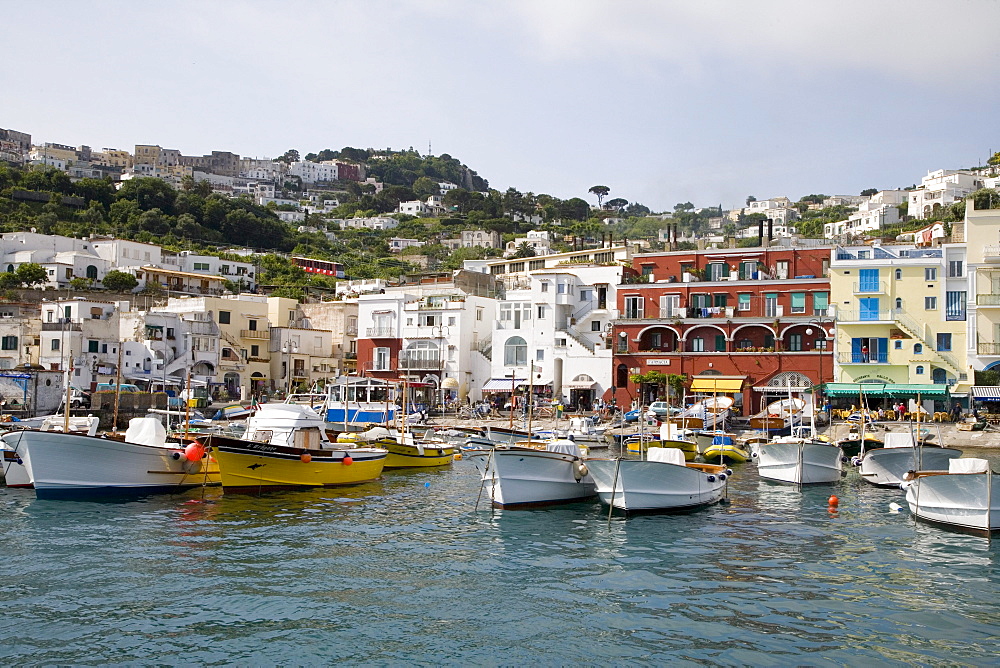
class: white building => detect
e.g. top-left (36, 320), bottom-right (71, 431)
top-left (161, 251), bottom-right (257, 291)
top-left (389, 238), bottom-right (425, 252)
top-left (745, 197), bottom-right (800, 226)
top-left (0, 232), bottom-right (111, 288)
top-left (908, 169), bottom-right (985, 220)
top-left (505, 230), bottom-right (552, 257)
top-left (335, 216), bottom-right (399, 231)
top-left (824, 190), bottom-right (907, 239)
top-left (39, 299), bottom-right (128, 391)
top-left (288, 160), bottom-right (338, 184)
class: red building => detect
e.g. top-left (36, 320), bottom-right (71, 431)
top-left (611, 244), bottom-right (834, 415)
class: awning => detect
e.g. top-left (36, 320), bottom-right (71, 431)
top-left (690, 377), bottom-right (744, 393)
top-left (481, 377), bottom-right (525, 392)
top-left (562, 380), bottom-right (597, 389)
top-left (883, 384), bottom-right (950, 397)
top-left (823, 383), bottom-right (885, 397)
top-left (753, 385), bottom-right (811, 393)
top-left (972, 386), bottom-right (1000, 402)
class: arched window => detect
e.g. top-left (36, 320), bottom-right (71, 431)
top-left (504, 336), bottom-right (527, 366)
top-left (86, 265), bottom-right (98, 279)
top-left (616, 364), bottom-right (628, 388)
top-left (5, 265), bottom-right (13, 273)
top-left (914, 343), bottom-right (923, 354)
top-left (932, 368), bottom-right (947, 384)
top-left (915, 365), bottom-right (924, 375)
top-left (895, 268), bottom-right (902, 280)
top-left (895, 298), bottom-right (902, 309)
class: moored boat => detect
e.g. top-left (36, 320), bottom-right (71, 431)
top-left (337, 426), bottom-right (454, 468)
top-left (756, 435), bottom-right (843, 484)
top-left (203, 403), bottom-right (387, 493)
top-left (748, 397), bottom-right (806, 436)
top-left (857, 432), bottom-right (961, 488)
top-left (703, 434), bottom-right (750, 464)
top-left (902, 459), bottom-right (999, 534)
top-left (469, 439), bottom-right (596, 508)
top-left (587, 446), bottom-right (730, 513)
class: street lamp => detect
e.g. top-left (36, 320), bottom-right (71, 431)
top-left (805, 315), bottom-right (835, 393)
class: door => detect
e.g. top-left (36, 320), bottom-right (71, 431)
top-left (859, 297), bottom-right (880, 321)
top-left (764, 293), bottom-right (778, 317)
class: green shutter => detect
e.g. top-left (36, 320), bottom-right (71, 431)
top-left (791, 293), bottom-right (806, 309)
top-left (814, 292), bottom-right (828, 310)
top-left (715, 335), bottom-right (726, 351)
top-left (738, 294), bottom-right (751, 305)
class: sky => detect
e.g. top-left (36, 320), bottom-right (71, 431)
top-left (4, 0), bottom-right (1000, 213)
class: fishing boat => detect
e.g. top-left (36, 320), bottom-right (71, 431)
top-left (587, 446), bottom-right (731, 513)
top-left (0, 417), bottom-right (218, 498)
top-left (748, 397), bottom-right (806, 436)
top-left (902, 459), bottom-right (999, 534)
top-left (677, 396), bottom-right (732, 431)
top-left (324, 377), bottom-right (398, 428)
top-left (202, 403), bottom-right (387, 492)
top-left (756, 433), bottom-right (844, 484)
top-left (336, 426), bottom-right (454, 468)
top-left (857, 432), bottom-right (961, 488)
top-left (835, 427), bottom-right (883, 458)
top-left (469, 439), bottom-right (596, 508)
top-left (703, 433), bottom-right (750, 464)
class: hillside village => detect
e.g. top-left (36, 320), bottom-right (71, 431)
top-left (2, 125), bottom-right (1000, 416)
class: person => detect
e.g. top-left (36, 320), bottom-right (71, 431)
top-left (898, 402), bottom-right (906, 421)
top-left (952, 403), bottom-right (963, 422)
top-left (861, 344), bottom-right (869, 362)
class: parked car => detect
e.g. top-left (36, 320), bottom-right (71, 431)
top-left (95, 383), bottom-right (141, 393)
top-left (646, 401), bottom-right (681, 420)
top-left (70, 387), bottom-right (91, 408)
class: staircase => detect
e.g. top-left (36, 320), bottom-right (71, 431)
top-left (892, 309), bottom-right (963, 377)
top-left (558, 326), bottom-right (596, 354)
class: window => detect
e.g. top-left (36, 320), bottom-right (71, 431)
top-left (936, 333), bottom-right (952, 352)
top-left (916, 365), bottom-right (924, 375)
top-left (504, 336), bottom-right (527, 366)
top-left (101, 344), bottom-right (107, 353)
top-left (715, 335), bottom-right (726, 352)
top-left (859, 268), bottom-right (879, 292)
top-left (914, 343), bottom-right (923, 354)
top-left (791, 293), bottom-right (806, 314)
top-left (738, 294), bottom-right (751, 311)
top-left (540, 282), bottom-right (549, 293)
top-left (218, 311), bottom-right (231, 324)
top-left (714, 293), bottom-right (728, 308)
top-left (88, 340), bottom-right (99, 353)
top-left (894, 340), bottom-right (902, 349)
top-left (709, 263), bottom-right (729, 281)
top-left (895, 298), bottom-right (902, 309)
top-left (691, 337), bottom-right (704, 352)
top-left (895, 268), bottom-right (902, 280)
top-left (925, 267), bottom-right (937, 281)
top-left (536, 349), bottom-right (544, 361)
top-left (250, 344), bottom-right (259, 357)
top-left (51, 339), bottom-right (60, 351)
top-left (616, 333), bottom-right (627, 353)
top-left (373, 347), bottom-right (389, 371)
top-left (591, 321), bottom-right (602, 332)
top-left (448, 317), bottom-right (456, 326)
top-left (925, 296), bottom-right (937, 310)
top-left (193, 262), bottom-right (210, 271)
top-left (537, 305), bottom-right (545, 319)
top-left (248, 319), bottom-right (258, 331)
top-left (945, 291), bottom-right (966, 321)
top-left (476, 308), bottom-right (483, 321)
top-left (0, 336), bottom-right (16, 351)
top-left (948, 260), bottom-right (963, 277)
top-left (624, 296), bottom-right (643, 319)
top-left (788, 334), bottom-right (802, 351)
top-left (813, 292), bottom-right (828, 316)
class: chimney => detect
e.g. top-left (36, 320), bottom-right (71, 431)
top-left (757, 219), bottom-right (764, 246)
top-left (767, 218), bottom-right (774, 245)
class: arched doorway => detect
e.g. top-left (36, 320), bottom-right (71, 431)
top-left (224, 372), bottom-right (240, 399)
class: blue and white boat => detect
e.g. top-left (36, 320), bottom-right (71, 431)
top-left (324, 377), bottom-right (398, 427)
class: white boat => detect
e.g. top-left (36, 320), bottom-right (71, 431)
top-left (678, 396), bottom-right (732, 430)
top-left (324, 377), bottom-right (399, 427)
top-left (0, 417), bottom-right (214, 499)
top-left (469, 439), bottom-right (595, 508)
top-left (1, 416), bottom-right (102, 487)
top-left (756, 435), bottom-right (844, 484)
top-left (748, 397), bottom-right (806, 435)
top-left (587, 447), bottom-right (730, 512)
top-left (903, 458), bottom-right (999, 534)
top-left (857, 432), bottom-right (961, 488)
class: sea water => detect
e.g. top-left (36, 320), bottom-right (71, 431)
top-left (1, 451), bottom-right (999, 665)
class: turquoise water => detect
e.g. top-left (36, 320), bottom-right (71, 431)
top-left (1, 451), bottom-right (999, 665)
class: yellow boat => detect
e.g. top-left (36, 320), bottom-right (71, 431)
top-left (337, 427), bottom-right (454, 468)
top-left (627, 422), bottom-right (699, 460)
top-left (702, 442), bottom-right (750, 463)
top-left (203, 404), bottom-right (386, 493)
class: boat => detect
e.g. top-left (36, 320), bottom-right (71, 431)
top-left (324, 377), bottom-right (398, 428)
top-left (703, 433), bottom-right (750, 464)
top-left (202, 403), bottom-right (387, 493)
top-left (748, 397), bottom-right (806, 435)
top-left (587, 446), bottom-right (731, 513)
top-left (677, 396), bottom-right (732, 431)
top-left (835, 428), bottom-right (883, 458)
top-left (857, 432), bottom-right (961, 488)
top-left (1, 415), bottom-right (102, 487)
top-left (902, 459), bottom-right (999, 534)
top-left (756, 434), bottom-right (844, 484)
top-left (0, 417), bottom-right (219, 499)
top-left (212, 403), bottom-right (255, 420)
top-left (336, 426), bottom-right (454, 468)
top-left (468, 439), bottom-right (596, 508)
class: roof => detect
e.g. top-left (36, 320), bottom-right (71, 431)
top-left (481, 377), bottom-right (525, 392)
top-left (138, 266), bottom-right (226, 282)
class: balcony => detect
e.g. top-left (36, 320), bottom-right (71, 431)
top-left (978, 342), bottom-right (1000, 356)
top-left (836, 310), bottom-right (893, 323)
top-left (976, 293), bottom-right (1000, 307)
top-left (240, 329), bottom-right (270, 340)
top-left (366, 327), bottom-right (396, 338)
top-left (398, 354), bottom-right (441, 370)
top-left (837, 352), bottom-right (890, 364)
top-left (984, 245), bottom-right (1000, 262)
top-left (853, 281), bottom-right (888, 294)
top-left (41, 322), bottom-right (82, 332)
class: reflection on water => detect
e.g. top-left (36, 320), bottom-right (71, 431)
top-left (0, 451), bottom-right (998, 663)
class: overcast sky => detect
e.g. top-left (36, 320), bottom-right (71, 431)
top-left (5, 1), bottom-right (1000, 212)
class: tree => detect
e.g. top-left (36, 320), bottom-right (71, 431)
top-left (626, 202), bottom-right (651, 218)
top-left (15, 263), bottom-right (48, 287)
top-left (746, 195), bottom-right (757, 207)
top-left (102, 270), bottom-right (139, 292)
top-left (279, 149), bottom-right (300, 164)
top-left (512, 241), bottom-right (536, 258)
top-left (605, 197), bottom-right (628, 212)
top-left (588, 185), bottom-right (610, 208)
top-left (861, 188), bottom-right (878, 197)
top-left (988, 151), bottom-right (1000, 167)
top-left (666, 374), bottom-right (687, 406)
top-left (412, 176), bottom-right (440, 199)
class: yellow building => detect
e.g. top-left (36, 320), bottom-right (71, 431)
top-left (829, 241), bottom-right (968, 399)
top-left (964, 199), bottom-right (1000, 373)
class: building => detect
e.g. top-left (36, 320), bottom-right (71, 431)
top-left (161, 251), bottom-right (257, 291)
top-left (908, 170), bottom-right (985, 220)
top-left (745, 197), bottom-right (800, 226)
top-left (299, 298), bottom-right (360, 377)
top-left (180, 150), bottom-right (241, 177)
top-left (38, 299), bottom-right (128, 391)
top-left (505, 230), bottom-right (552, 257)
top-left (0, 302), bottom-right (39, 370)
top-left (829, 241), bottom-right (969, 405)
top-left (0, 231), bottom-right (111, 288)
top-left (0, 128), bottom-right (31, 164)
top-left (962, 199), bottom-right (1000, 375)
top-left (825, 190), bottom-right (907, 239)
top-left (335, 216), bottom-right (398, 231)
top-left (611, 245), bottom-right (834, 414)
top-left (389, 238), bottom-right (425, 253)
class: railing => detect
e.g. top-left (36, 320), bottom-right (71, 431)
top-left (366, 327), bottom-right (396, 338)
top-left (344, 352), bottom-right (357, 360)
top-left (398, 354), bottom-right (441, 370)
top-left (837, 352), bottom-right (890, 364)
top-left (836, 310), bottom-right (893, 322)
top-left (892, 309), bottom-right (962, 373)
top-left (853, 281), bottom-right (888, 294)
top-left (41, 322), bottom-right (82, 331)
top-left (984, 245), bottom-right (1000, 260)
top-left (240, 329), bottom-right (270, 340)
top-left (978, 342), bottom-right (1000, 355)
top-left (977, 293), bottom-right (1000, 306)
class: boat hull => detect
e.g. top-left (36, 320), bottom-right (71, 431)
top-left (757, 441), bottom-right (843, 484)
top-left (205, 435), bottom-right (386, 492)
top-left (384, 441), bottom-right (455, 468)
top-left (0, 430), bottom-right (216, 499)
top-left (626, 438), bottom-right (698, 460)
top-left (859, 446), bottom-right (962, 488)
top-left (471, 448), bottom-right (595, 508)
top-left (703, 444), bottom-right (750, 464)
top-left (587, 459), bottom-right (728, 512)
top-left (904, 472), bottom-right (1000, 533)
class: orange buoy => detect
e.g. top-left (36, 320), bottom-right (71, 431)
top-left (300, 452), bottom-right (312, 463)
top-left (342, 455), bottom-right (353, 466)
top-left (453, 453), bottom-right (463, 460)
top-left (184, 443), bottom-right (205, 462)
top-left (828, 495), bottom-right (839, 507)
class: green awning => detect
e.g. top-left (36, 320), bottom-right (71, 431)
top-left (882, 384), bottom-right (950, 397)
top-left (822, 383), bottom-right (885, 397)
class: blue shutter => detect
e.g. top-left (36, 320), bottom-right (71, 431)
top-left (877, 338), bottom-right (888, 363)
top-left (859, 268), bottom-right (879, 292)
top-left (852, 338), bottom-right (862, 363)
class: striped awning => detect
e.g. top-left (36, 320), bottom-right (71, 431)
top-left (481, 377), bottom-right (525, 392)
top-left (972, 386), bottom-right (1000, 401)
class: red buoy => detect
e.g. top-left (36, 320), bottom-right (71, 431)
top-left (342, 455), bottom-right (353, 466)
top-left (828, 495), bottom-right (839, 507)
top-left (300, 452), bottom-right (312, 463)
top-left (184, 443), bottom-right (205, 462)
